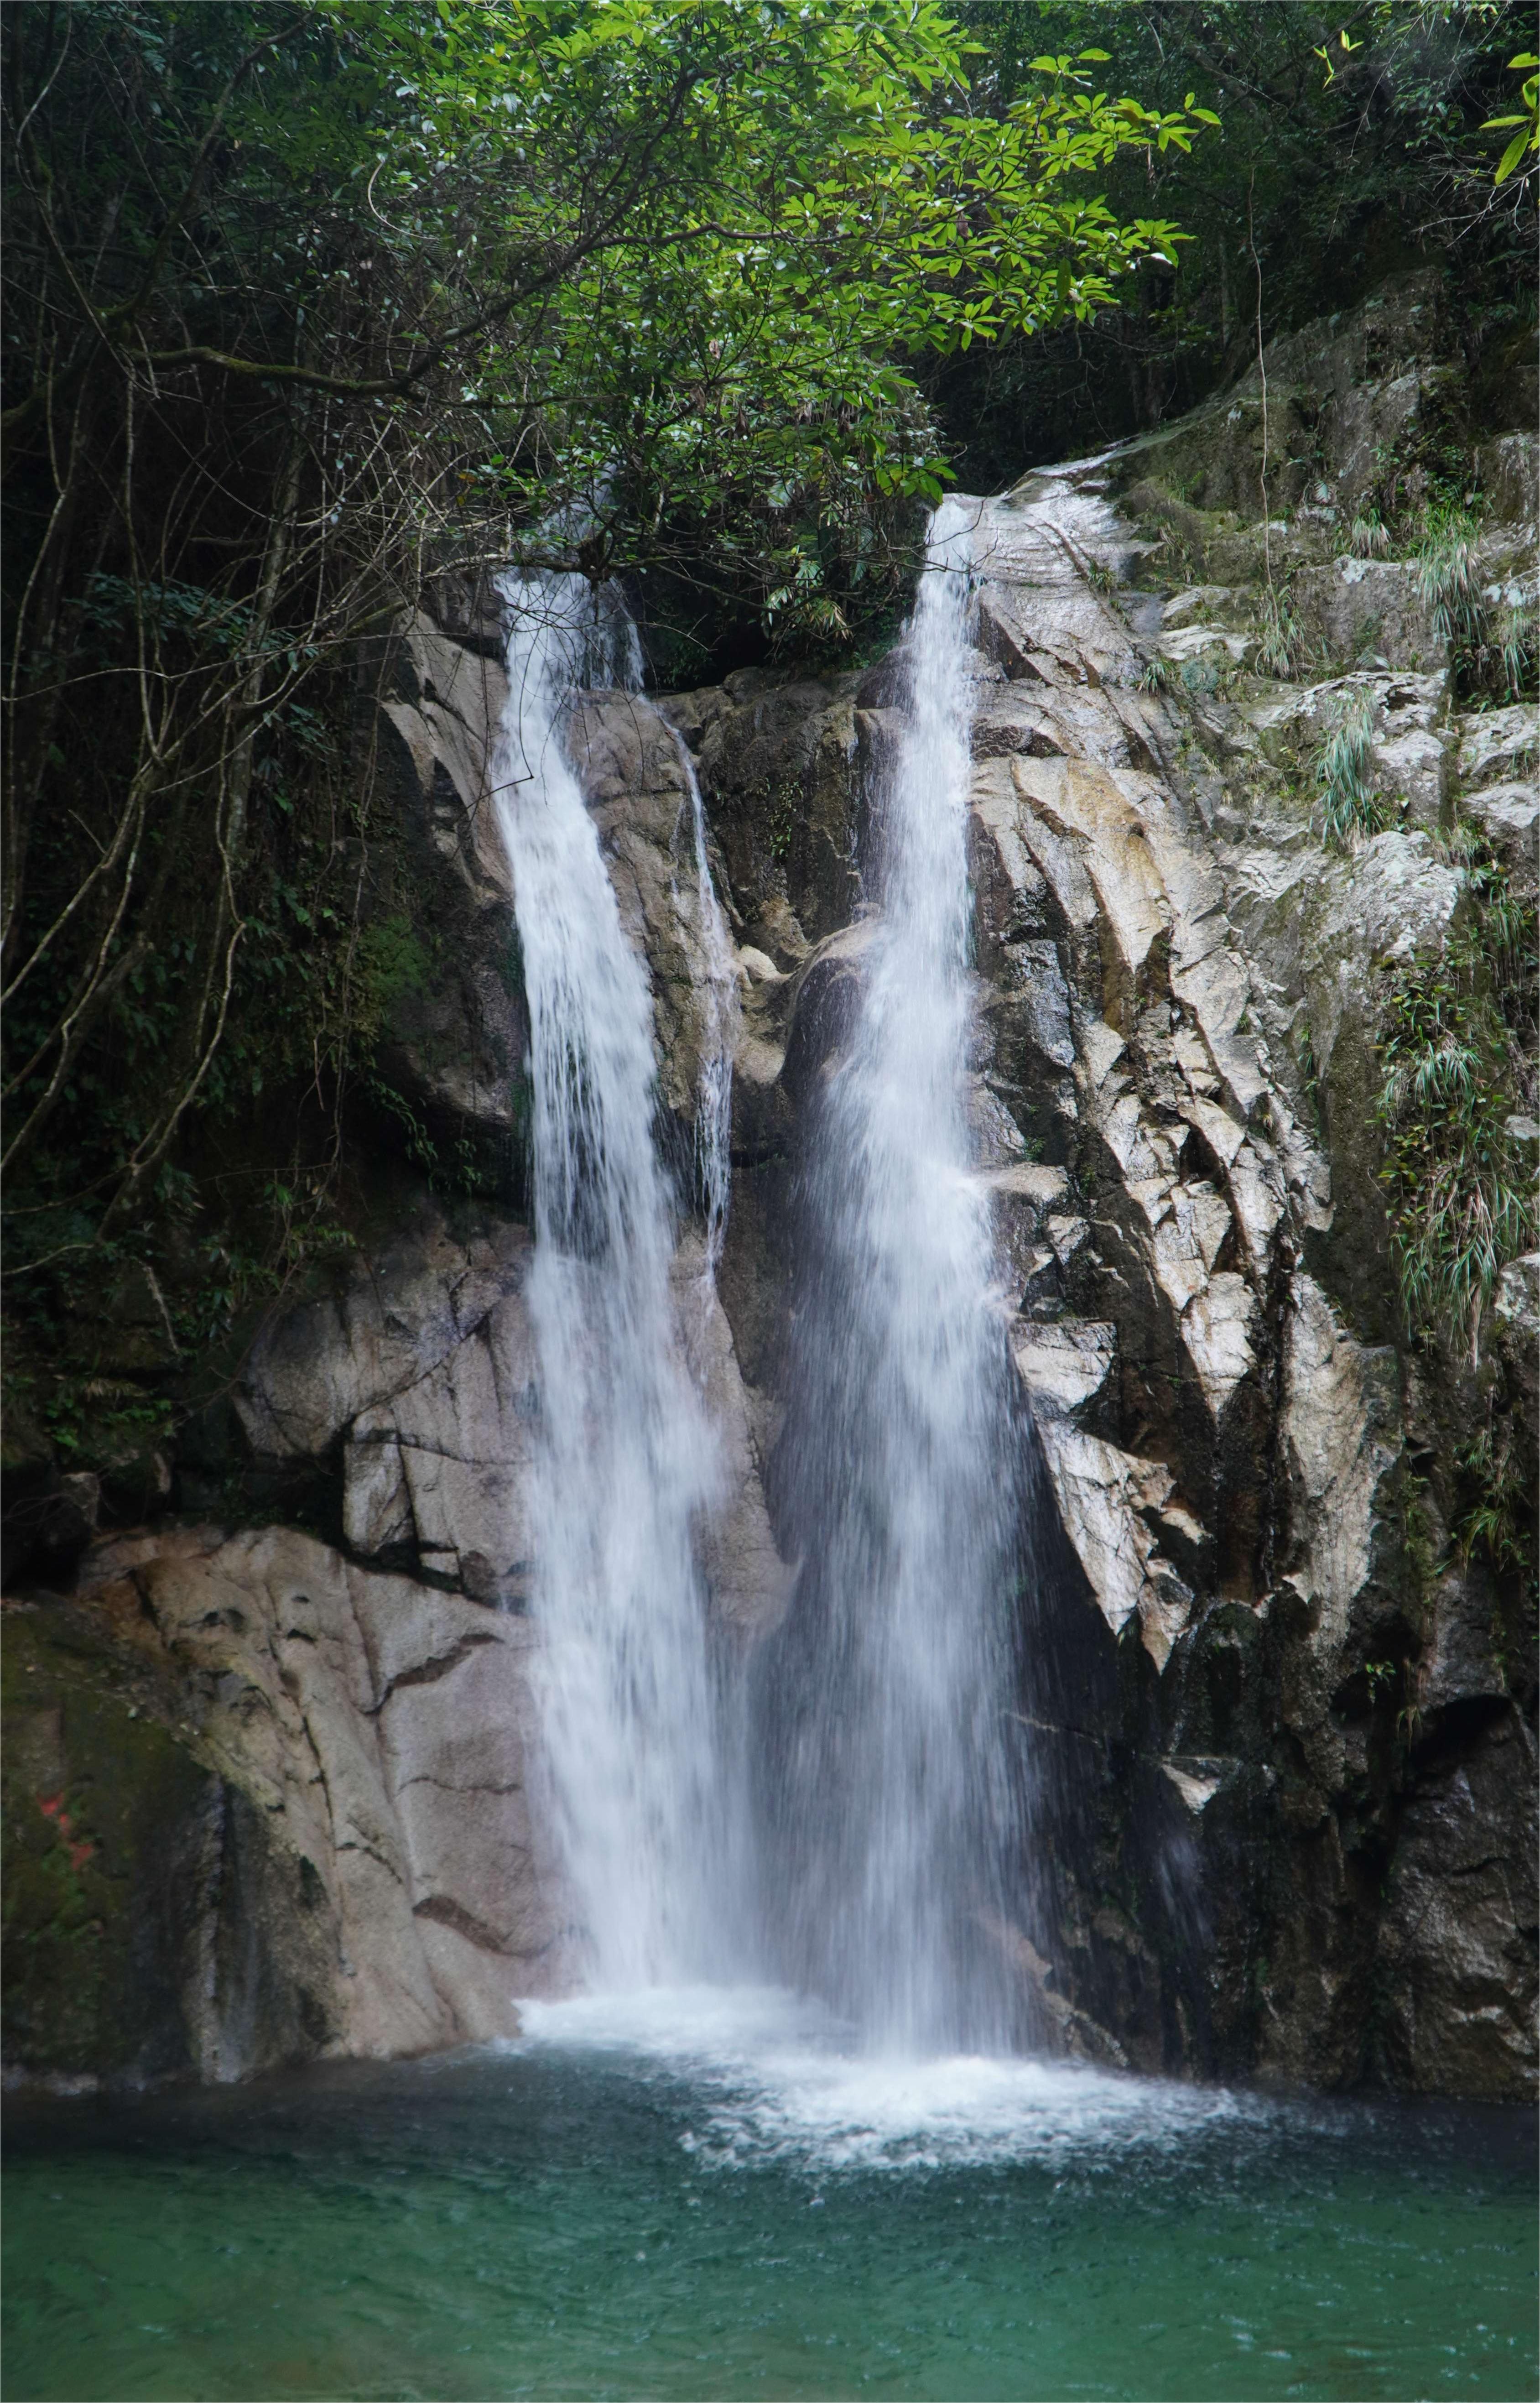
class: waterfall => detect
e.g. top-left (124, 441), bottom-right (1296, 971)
top-left (489, 570), bottom-right (734, 1990)
top-left (757, 499), bottom-right (1031, 2051)
top-left (490, 516), bottom-right (1035, 2049)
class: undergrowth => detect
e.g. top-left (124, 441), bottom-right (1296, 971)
top-left (1374, 826), bottom-right (1538, 1362)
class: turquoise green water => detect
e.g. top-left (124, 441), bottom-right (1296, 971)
top-left (4, 1989), bottom-right (1535, 2402)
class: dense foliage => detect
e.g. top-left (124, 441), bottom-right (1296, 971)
top-left (0, 0), bottom-right (1532, 1487)
top-left (1, 1), bottom-right (1209, 1294)
top-left (929, 0), bottom-right (1535, 481)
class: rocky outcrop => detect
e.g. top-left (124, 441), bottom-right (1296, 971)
top-left (668, 667), bottom-right (862, 960)
top-left (4, 1525), bottom-right (548, 2087)
top-left (672, 273), bottom-right (1536, 2097)
top-left (369, 619), bottom-right (530, 1170)
top-left (5, 270), bottom-right (1532, 2099)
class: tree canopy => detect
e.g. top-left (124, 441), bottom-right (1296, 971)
top-left (0, 0), bottom-right (1217, 1301)
top-left (4, 0), bottom-right (1218, 660)
top-left (931, 0), bottom-right (1534, 480)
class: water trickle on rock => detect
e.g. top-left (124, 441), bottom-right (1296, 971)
top-left (672, 730), bottom-right (738, 1280)
top-left (756, 500), bottom-right (1035, 2051)
top-left (490, 568), bottom-right (736, 1989)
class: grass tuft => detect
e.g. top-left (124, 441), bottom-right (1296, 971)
top-left (1256, 591), bottom-right (1301, 679)
top-left (1315, 691), bottom-right (1384, 847)
top-left (1348, 506), bottom-right (1391, 559)
top-left (1498, 599), bottom-right (1537, 701)
top-left (1415, 501), bottom-right (1484, 647)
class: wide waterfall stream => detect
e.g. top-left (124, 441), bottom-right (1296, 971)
top-left (4, 524), bottom-right (1534, 2403)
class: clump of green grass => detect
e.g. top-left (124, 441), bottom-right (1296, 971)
top-left (1348, 506), bottom-right (1391, 559)
top-left (1375, 833), bottom-right (1538, 1360)
top-left (1256, 591), bottom-right (1301, 679)
top-left (1138, 654), bottom-right (1176, 692)
top-left (1499, 599), bottom-right (1537, 700)
top-left (1415, 501), bottom-right (1484, 647)
top-left (1315, 690), bottom-right (1384, 847)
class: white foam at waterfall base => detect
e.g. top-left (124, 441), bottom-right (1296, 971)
top-left (489, 568), bottom-right (737, 1990)
top-left (515, 1987), bottom-right (1268, 2173)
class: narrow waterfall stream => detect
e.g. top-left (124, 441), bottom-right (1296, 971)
top-left (758, 500), bottom-right (1032, 2050)
top-left (489, 571), bottom-right (736, 1990)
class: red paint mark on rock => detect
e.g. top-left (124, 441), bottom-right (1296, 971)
top-left (36, 1791), bottom-right (91, 1864)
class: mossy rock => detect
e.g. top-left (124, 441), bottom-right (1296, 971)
top-left (1119, 478), bottom-right (1274, 589)
top-left (2, 1607), bottom-right (212, 2080)
top-left (1, 1602), bottom-right (338, 2086)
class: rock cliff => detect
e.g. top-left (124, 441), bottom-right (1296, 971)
top-left (5, 272), bottom-right (1534, 2098)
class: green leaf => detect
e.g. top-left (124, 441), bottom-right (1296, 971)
top-left (1494, 125), bottom-right (1532, 182)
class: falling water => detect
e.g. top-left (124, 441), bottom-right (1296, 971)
top-left (757, 499), bottom-right (1031, 2049)
top-left (673, 733), bottom-right (737, 1277)
top-left (490, 569), bottom-right (734, 1988)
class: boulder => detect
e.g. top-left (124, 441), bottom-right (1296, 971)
top-left (3, 1526), bottom-right (558, 2086)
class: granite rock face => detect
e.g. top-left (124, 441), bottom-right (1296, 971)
top-left (4, 1526), bottom-right (549, 2086)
